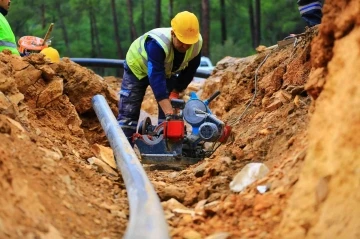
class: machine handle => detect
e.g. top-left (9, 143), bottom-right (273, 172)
top-left (204, 90), bottom-right (220, 105)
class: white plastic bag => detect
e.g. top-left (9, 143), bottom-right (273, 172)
top-left (229, 163), bottom-right (269, 192)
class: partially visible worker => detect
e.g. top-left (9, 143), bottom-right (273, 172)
top-left (297, 0), bottom-right (323, 27)
top-left (0, 0), bottom-right (19, 55)
top-left (117, 11), bottom-right (203, 144)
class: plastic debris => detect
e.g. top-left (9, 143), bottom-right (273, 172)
top-left (256, 184), bottom-right (270, 194)
top-left (229, 163), bottom-right (269, 192)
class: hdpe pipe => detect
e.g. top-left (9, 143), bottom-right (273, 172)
top-left (92, 95), bottom-right (169, 239)
top-left (69, 58), bottom-right (210, 78)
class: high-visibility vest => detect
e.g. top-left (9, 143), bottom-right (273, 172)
top-left (126, 28), bottom-right (202, 80)
top-left (0, 14), bottom-right (19, 56)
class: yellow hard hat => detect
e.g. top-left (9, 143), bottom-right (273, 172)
top-left (40, 47), bottom-right (60, 63)
top-left (171, 11), bottom-right (200, 45)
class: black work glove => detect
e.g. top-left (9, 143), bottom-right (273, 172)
top-left (165, 114), bottom-right (181, 121)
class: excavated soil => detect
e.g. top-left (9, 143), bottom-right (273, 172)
top-left (1, 0), bottom-right (359, 238)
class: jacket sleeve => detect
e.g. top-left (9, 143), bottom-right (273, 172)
top-left (173, 50), bottom-right (202, 92)
top-left (145, 37), bottom-right (169, 101)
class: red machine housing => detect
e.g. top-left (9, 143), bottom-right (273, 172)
top-left (163, 120), bottom-right (184, 142)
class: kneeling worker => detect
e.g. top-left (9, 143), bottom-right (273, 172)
top-left (117, 11), bottom-right (203, 144)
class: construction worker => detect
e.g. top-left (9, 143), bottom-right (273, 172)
top-left (0, 0), bottom-right (19, 55)
top-left (117, 11), bottom-right (202, 143)
top-left (297, 0), bottom-right (323, 27)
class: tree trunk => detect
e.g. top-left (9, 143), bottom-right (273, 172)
top-left (141, 0), bottom-right (145, 33)
top-left (54, 0), bottom-right (71, 55)
top-left (220, 0), bottom-right (227, 44)
top-left (89, 7), bottom-right (97, 57)
top-left (248, 0), bottom-right (255, 48)
top-left (155, 0), bottom-right (161, 28)
top-left (249, 0), bottom-right (261, 48)
top-left (169, 0), bottom-right (173, 22)
top-left (254, 0), bottom-right (261, 47)
top-left (88, 1), bottom-right (104, 73)
top-left (126, 0), bottom-right (137, 41)
top-left (41, 3), bottom-right (46, 29)
top-left (201, 0), bottom-right (210, 57)
top-left (93, 14), bottom-right (102, 57)
top-left (111, 0), bottom-right (124, 59)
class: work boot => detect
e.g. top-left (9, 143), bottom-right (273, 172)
top-left (119, 126), bottom-right (136, 147)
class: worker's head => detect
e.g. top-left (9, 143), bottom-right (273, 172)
top-left (0, 0), bottom-right (11, 12)
top-left (171, 11), bottom-right (200, 53)
top-left (40, 47), bottom-right (60, 63)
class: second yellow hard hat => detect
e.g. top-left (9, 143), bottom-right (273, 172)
top-left (40, 47), bottom-right (60, 63)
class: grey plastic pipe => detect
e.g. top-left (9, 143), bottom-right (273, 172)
top-left (69, 58), bottom-right (210, 78)
top-left (92, 94), bottom-right (169, 239)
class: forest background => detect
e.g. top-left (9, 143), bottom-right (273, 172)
top-left (8, 0), bottom-right (306, 68)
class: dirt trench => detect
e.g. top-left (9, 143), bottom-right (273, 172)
top-left (0, 0), bottom-right (359, 238)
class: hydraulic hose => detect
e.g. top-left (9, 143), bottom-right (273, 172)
top-left (92, 94), bottom-right (169, 239)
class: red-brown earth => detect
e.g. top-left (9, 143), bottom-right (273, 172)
top-left (1, 0), bottom-right (359, 238)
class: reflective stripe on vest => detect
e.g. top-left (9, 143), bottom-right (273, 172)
top-left (0, 40), bottom-right (17, 48)
top-left (126, 27), bottom-right (202, 80)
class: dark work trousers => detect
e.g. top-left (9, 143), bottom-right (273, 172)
top-left (297, 0), bottom-right (323, 27)
top-left (117, 62), bottom-right (174, 144)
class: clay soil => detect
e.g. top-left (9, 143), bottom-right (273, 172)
top-left (1, 1), bottom-right (360, 238)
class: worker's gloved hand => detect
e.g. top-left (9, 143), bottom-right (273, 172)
top-left (169, 91), bottom-right (180, 100)
top-left (165, 114), bottom-right (180, 121)
top-left (165, 114), bottom-right (174, 121)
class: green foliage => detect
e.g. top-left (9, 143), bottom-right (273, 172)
top-left (261, 0), bottom-right (306, 45)
top-left (210, 37), bottom-right (255, 64)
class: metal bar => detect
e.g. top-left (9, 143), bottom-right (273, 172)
top-left (70, 58), bottom-right (210, 78)
top-left (92, 95), bottom-right (169, 239)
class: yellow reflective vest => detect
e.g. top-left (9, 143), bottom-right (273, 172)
top-left (0, 13), bottom-right (19, 55)
top-left (126, 28), bottom-right (202, 80)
